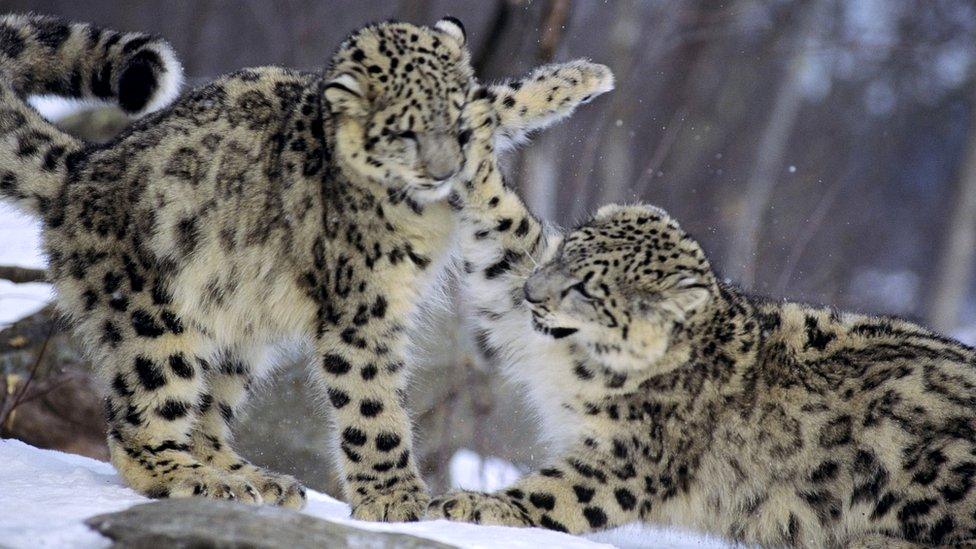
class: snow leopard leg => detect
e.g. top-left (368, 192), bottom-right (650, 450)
top-left (97, 310), bottom-right (261, 504)
top-left (312, 330), bottom-right (428, 522)
top-left (189, 349), bottom-right (307, 509)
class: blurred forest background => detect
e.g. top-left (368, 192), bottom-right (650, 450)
top-left (3, 0), bottom-right (976, 499)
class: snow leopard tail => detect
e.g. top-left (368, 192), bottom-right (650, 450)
top-left (0, 13), bottom-right (183, 215)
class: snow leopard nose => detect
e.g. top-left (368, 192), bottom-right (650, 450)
top-left (524, 268), bottom-right (570, 306)
top-left (419, 131), bottom-right (462, 180)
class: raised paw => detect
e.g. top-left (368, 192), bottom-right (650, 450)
top-left (247, 469), bottom-right (308, 510)
top-left (351, 487), bottom-right (430, 522)
top-left (552, 60), bottom-right (615, 101)
top-left (166, 469), bottom-right (263, 505)
top-left (426, 491), bottom-right (534, 528)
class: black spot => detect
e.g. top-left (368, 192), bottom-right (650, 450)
top-left (614, 488), bottom-right (637, 511)
top-left (219, 403), bottom-right (234, 422)
top-left (342, 427), bottom-right (367, 446)
top-left (538, 515), bottom-right (568, 532)
top-left (118, 50), bottom-right (161, 113)
top-left (360, 364), bottom-right (378, 380)
top-left (160, 311), bottom-right (184, 334)
top-left (108, 294), bottom-right (129, 312)
top-left (134, 356), bottom-right (165, 391)
top-left (373, 461), bottom-right (394, 472)
top-left (34, 20), bottom-right (71, 50)
top-left (360, 399), bottom-right (383, 417)
top-left (897, 498), bottom-right (937, 522)
top-left (323, 353), bottom-right (352, 375)
top-left (371, 296), bottom-right (387, 318)
top-left (539, 468), bottom-right (564, 478)
top-left (196, 393), bottom-right (214, 414)
top-left (327, 388), bottom-right (350, 408)
top-left (870, 492), bottom-right (899, 520)
top-left (514, 218), bottom-right (530, 237)
top-left (156, 399), bottom-right (189, 420)
top-left (131, 309), bottom-right (164, 338)
top-left (549, 327), bottom-right (578, 339)
top-left (341, 444), bottom-right (361, 463)
top-left (375, 432), bottom-right (401, 452)
top-left (799, 490), bottom-right (842, 524)
top-left (168, 354), bottom-right (194, 379)
top-left (929, 514), bottom-right (955, 545)
top-left (502, 96), bottom-right (516, 108)
top-left (123, 404), bottom-right (148, 428)
top-left (484, 249), bottom-right (522, 280)
top-left (810, 460), bottom-right (839, 483)
top-left (804, 316), bottom-right (836, 351)
top-left (583, 506), bottom-right (608, 528)
top-left (573, 485), bottom-right (595, 503)
top-left (818, 415), bottom-right (852, 448)
top-left (0, 23), bottom-right (26, 58)
top-left (529, 492), bottom-right (555, 511)
top-left (111, 373), bottom-right (133, 396)
top-left (176, 217), bottom-right (199, 256)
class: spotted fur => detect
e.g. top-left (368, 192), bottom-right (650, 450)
top-left (0, 14), bottom-right (483, 520)
top-left (429, 69), bottom-right (976, 547)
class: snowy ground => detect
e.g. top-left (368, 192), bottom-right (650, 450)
top-left (0, 439), bottom-right (725, 548)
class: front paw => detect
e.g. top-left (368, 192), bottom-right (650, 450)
top-left (562, 60), bottom-right (615, 100)
top-left (351, 486), bottom-right (430, 522)
top-left (426, 491), bottom-right (534, 527)
top-left (249, 469), bottom-right (307, 510)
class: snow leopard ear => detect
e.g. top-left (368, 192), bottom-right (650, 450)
top-left (324, 73), bottom-right (366, 116)
top-left (434, 17), bottom-right (466, 47)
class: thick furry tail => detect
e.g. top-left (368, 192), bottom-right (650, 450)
top-left (0, 14), bottom-right (183, 215)
top-left (1, 13), bottom-right (183, 116)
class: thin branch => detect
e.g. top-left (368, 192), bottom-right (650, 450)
top-left (537, 0), bottom-right (571, 63)
top-left (473, 0), bottom-right (519, 75)
top-left (0, 323), bottom-right (53, 432)
top-left (0, 265), bottom-right (47, 284)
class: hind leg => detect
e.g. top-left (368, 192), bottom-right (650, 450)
top-left (189, 348), bottom-right (307, 509)
top-left (97, 310), bottom-right (261, 504)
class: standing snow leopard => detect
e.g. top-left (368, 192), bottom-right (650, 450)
top-left (428, 73), bottom-right (976, 546)
top-left (0, 13), bottom-right (481, 520)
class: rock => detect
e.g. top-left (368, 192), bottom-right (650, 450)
top-left (85, 499), bottom-right (456, 549)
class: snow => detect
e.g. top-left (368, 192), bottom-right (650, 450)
top-left (449, 448), bottom-right (525, 492)
top-left (0, 440), bottom-right (728, 548)
top-left (0, 439), bottom-right (607, 549)
top-left (0, 203), bottom-right (52, 327)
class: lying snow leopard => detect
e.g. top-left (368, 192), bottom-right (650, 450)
top-left (429, 75), bottom-right (976, 547)
top-left (0, 13), bottom-right (479, 520)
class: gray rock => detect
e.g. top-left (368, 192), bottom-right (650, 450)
top-left (85, 499), bottom-right (456, 549)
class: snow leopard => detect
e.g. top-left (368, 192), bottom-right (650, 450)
top-left (427, 70), bottom-right (976, 547)
top-left (0, 13), bottom-right (479, 520)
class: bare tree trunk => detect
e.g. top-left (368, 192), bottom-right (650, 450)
top-left (595, 0), bottom-right (642, 205)
top-left (725, 0), bottom-right (831, 288)
top-left (928, 90), bottom-right (976, 332)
